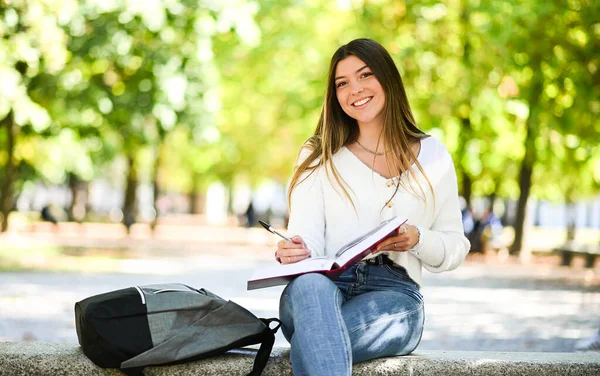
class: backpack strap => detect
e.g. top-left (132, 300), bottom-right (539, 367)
top-left (121, 367), bottom-right (144, 376)
top-left (247, 318), bottom-right (282, 376)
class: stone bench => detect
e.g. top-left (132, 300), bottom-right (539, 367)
top-left (553, 241), bottom-right (600, 268)
top-left (1, 342), bottom-right (599, 376)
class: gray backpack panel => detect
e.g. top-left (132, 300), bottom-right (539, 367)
top-left (75, 283), bottom-right (280, 376)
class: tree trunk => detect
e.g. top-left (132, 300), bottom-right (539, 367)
top-left (457, 4), bottom-right (473, 208)
top-left (151, 147), bottom-right (162, 232)
top-left (565, 198), bottom-right (576, 243)
top-left (509, 60), bottom-right (544, 255)
top-left (67, 173), bottom-right (76, 220)
top-left (501, 197), bottom-right (511, 226)
top-left (510, 162), bottom-right (533, 255)
top-left (67, 173), bottom-right (87, 222)
top-left (488, 193), bottom-right (497, 212)
top-left (598, 204), bottom-right (600, 246)
top-left (189, 174), bottom-right (199, 214)
top-left (122, 155), bottom-right (138, 233)
top-left (191, 192), bottom-right (207, 215)
top-left (461, 171), bottom-right (472, 208)
top-left (226, 182), bottom-right (234, 215)
top-left (457, 117), bottom-right (473, 208)
top-left (0, 113), bottom-right (16, 232)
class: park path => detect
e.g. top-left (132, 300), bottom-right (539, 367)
top-left (1, 247), bottom-right (598, 352)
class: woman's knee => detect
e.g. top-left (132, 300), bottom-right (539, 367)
top-left (281, 273), bottom-right (338, 306)
top-left (288, 273), bottom-right (336, 293)
top-left (350, 304), bottom-right (424, 362)
top-left (280, 274), bottom-right (337, 310)
top-left (395, 306), bottom-right (425, 355)
top-left (282, 274), bottom-right (343, 317)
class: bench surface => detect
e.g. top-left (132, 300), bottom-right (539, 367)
top-left (1, 342), bottom-right (600, 376)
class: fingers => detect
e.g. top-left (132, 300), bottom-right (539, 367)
top-left (278, 247), bottom-right (310, 258)
top-left (276, 249), bottom-right (310, 264)
top-left (276, 235), bottom-right (310, 264)
top-left (278, 253), bottom-right (310, 264)
top-left (277, 239), bottom-right (304, 250)
top-left (291, 236), bottom-right (306, 246)
top-left (376, 239), bottom-right (410, 252)
top-left (375, 225), bottom-right (414, 252)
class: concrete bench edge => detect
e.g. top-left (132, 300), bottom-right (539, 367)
top-left (1, 342), bottom-right (599, 376)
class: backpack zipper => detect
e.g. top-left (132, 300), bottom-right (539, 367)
top-left (134, 286), bottom-right (146, 304)
top-left (153, 288), bottom-right (191, 294)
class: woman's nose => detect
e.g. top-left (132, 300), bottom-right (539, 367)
top-left (351, 83), bottom-right (364, 95)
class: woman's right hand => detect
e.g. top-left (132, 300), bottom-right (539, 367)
top-left (276, 236), bottom-right (311, 264)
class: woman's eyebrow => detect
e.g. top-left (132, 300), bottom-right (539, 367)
top-left (334, 65), bottom-right (369, 81)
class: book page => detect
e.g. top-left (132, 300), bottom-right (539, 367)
top-left (334, 217), bottom-right (407, 267)
top-left (249, 257), bottom-right (336, 282)
top-left (335, 217), bottom-right (397, 258)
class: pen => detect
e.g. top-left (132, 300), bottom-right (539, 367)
top-left (258, 220), bottom-right (292, 242)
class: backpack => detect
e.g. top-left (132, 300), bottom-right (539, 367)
top-left (75, 283), bottom-right (281, 376)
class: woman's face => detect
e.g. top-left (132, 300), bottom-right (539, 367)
top-left (334, 55), bottom-right (385, 127)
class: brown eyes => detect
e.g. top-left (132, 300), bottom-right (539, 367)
top-left (335, 71), bottom-right (374, 89)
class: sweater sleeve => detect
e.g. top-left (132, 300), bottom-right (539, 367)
top-left (286, 148), bottom-right (326, 257)
top-left (412, 149), bottom-right (471, 272)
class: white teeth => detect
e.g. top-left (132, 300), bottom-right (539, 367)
top-left (353, 97), bottom-right (371, 106)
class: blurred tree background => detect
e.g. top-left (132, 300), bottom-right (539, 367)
top-left (0, 0), bottom-right (598, 254)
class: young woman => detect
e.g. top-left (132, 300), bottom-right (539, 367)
top-left (275, 38), bottom-right (470, 375)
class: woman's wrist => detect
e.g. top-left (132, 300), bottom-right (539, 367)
top-left (408, 225), bottom-right (423, 255)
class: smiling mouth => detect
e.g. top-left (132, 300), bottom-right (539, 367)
top-left (352, 97), bottom-right (372, 107)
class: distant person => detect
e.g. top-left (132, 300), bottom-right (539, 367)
top-left (274, 38), bottom-right (470, 375)
top-left (40, 205), bottom-right (58, 225)
top-left (468, 208), bottom-right (503, 253)
top-left (124, 212), bottom-right (135, 233)
top-left (480, 208), bottom-right (503, 252)
top-left (467, 214), bottom-right (483, 253)
top-left (575, 328), bottom-right (600, 351)
top-left (461, 206), bottom-right (474, 237)
top-left (244, 202), bottom-right (256, 227)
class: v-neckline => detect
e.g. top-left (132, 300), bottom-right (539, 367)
top-left (342, 139), bottom-right (424, 180)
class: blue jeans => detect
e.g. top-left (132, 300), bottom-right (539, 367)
top-left (279, 255), bottom-right (424, 376)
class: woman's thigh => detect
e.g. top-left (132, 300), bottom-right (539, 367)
top-left (342, 289), bottom-right (424, 363)
top-left (279, 273), bottom-right (344, 342)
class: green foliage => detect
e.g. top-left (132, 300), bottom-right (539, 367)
top-left (0, 0), bottom-right (598, 216)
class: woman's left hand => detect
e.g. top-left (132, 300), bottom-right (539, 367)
top-left (374, 224), bottom-right (418, 252)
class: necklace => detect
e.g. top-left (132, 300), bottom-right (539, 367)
top-left (356, 140), bottom-right (387, 156)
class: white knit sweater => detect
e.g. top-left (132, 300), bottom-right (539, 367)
top-left (286, 135), bottom-right (470, 286)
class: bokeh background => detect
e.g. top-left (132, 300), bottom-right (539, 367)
top-left (0, 0), bottom-right (599, 352)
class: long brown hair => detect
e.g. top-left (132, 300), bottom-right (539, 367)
top-left (288, 38), bottom-right (432, 210)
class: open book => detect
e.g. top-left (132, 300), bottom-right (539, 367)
top-left (247, 216), bottom-right (407, 290)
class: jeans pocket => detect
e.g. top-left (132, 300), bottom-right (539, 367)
top-left (383, 264), bottom-right (421, 289)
